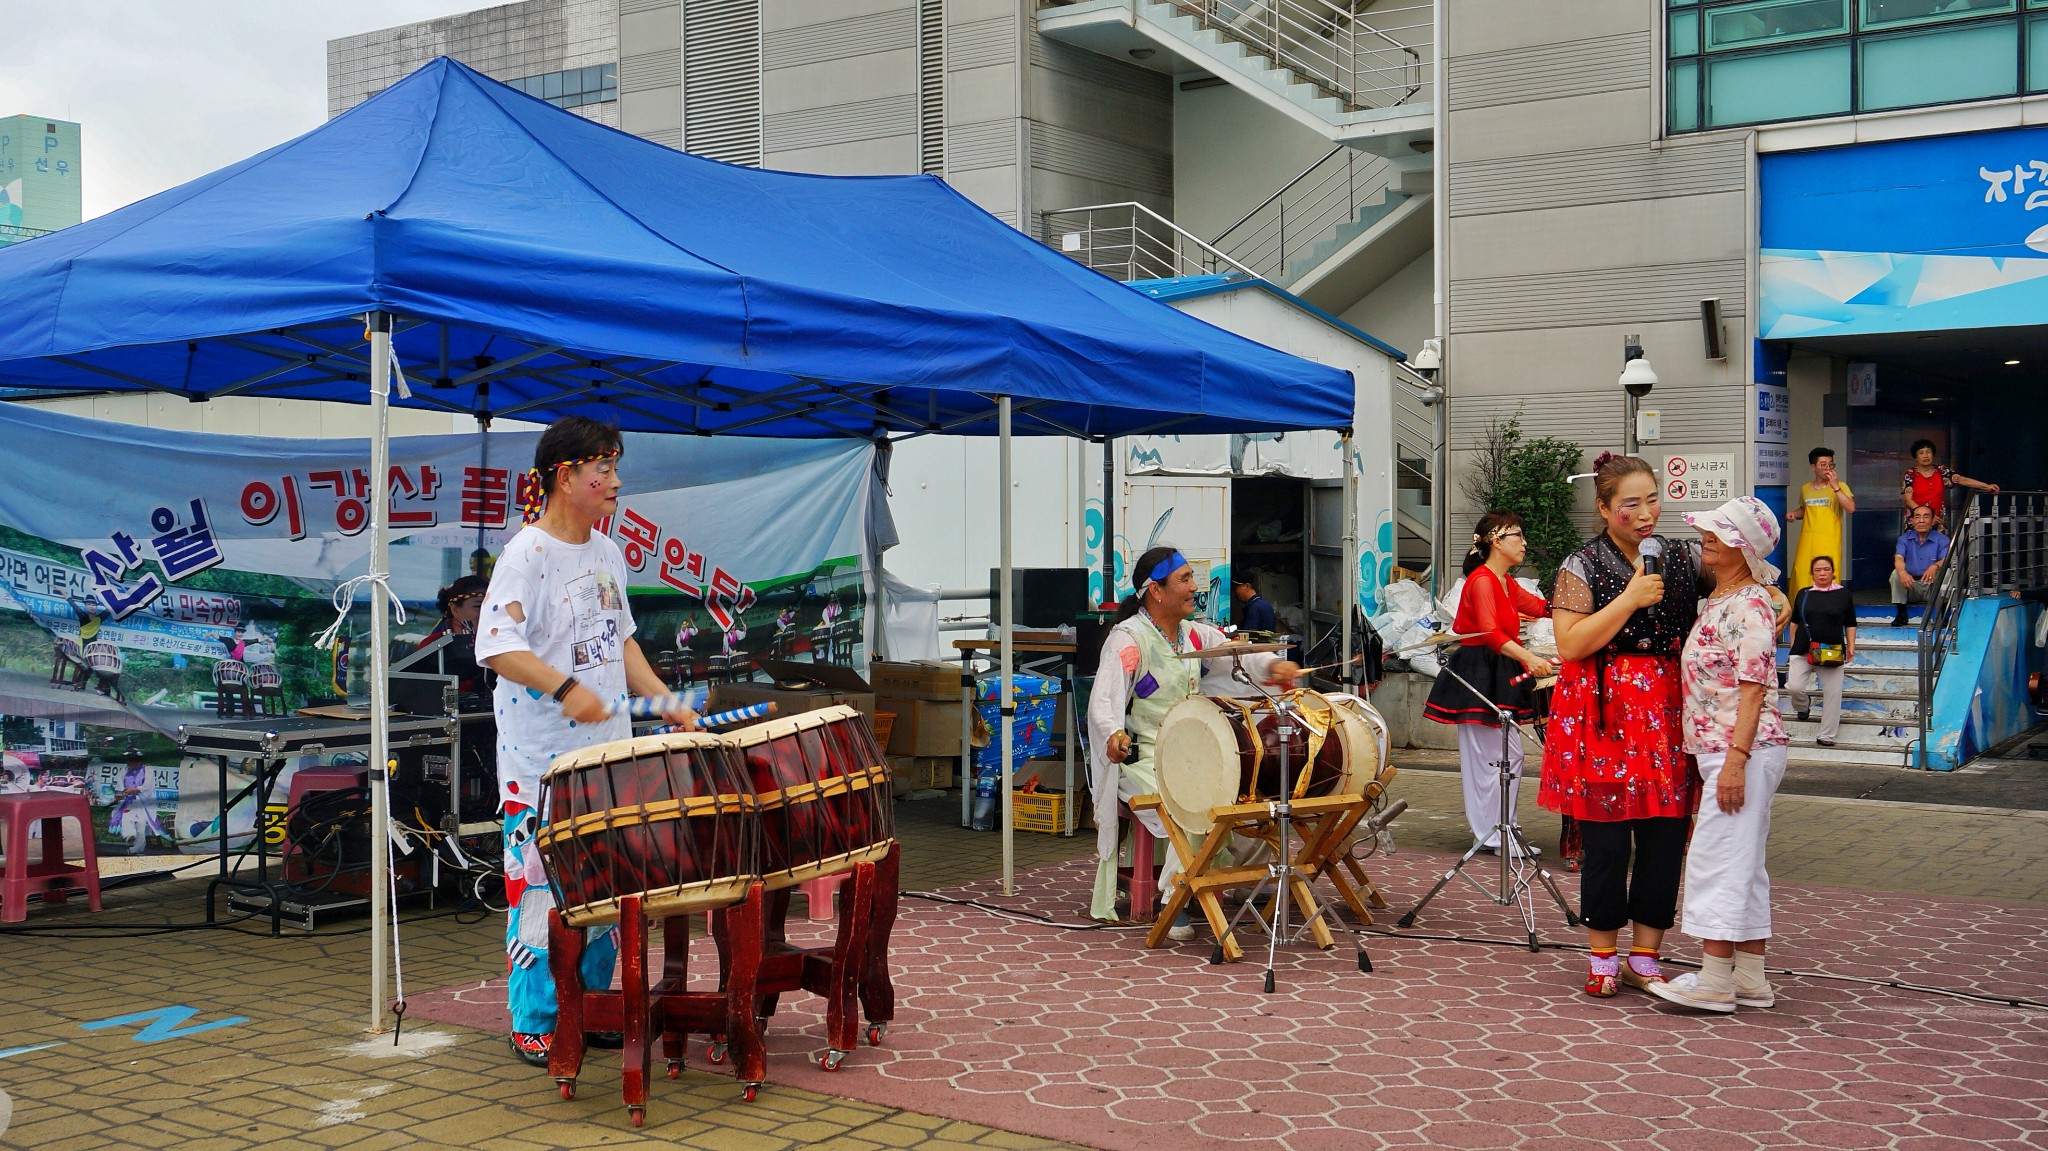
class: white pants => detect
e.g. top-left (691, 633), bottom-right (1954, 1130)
top-left (1785, 655), bottom-right (1845, 743)
top-left (1457, 723), bottom-right (1523, 850)
top-left (1680, 745), bottom-right (1788, 942)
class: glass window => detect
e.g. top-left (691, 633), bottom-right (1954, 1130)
top-left (1670, 59), bottom-right (1702, 130)
top-left (2030, 14), bottom-right (2048, 87)
top-left (1705, 41), bottom-right (1852, 125)
top-left (1672, 9), bottom-right (1702, 54)
top-left (543, 70), bottom-right (565, 99)
top-left (1860, 19), bottom-right (2018, 108)
top-left (1861, 0), bottom-right (2015, 31)
top-left (584, 65), bottom-right (604, 92)
top-left (1672, 0), bottom-right (1697, 6)
top-left (1704, 0), bottom-right (1850, 50)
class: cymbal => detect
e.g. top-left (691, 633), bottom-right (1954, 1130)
top-left (1174, 641), bottom-right (1290, 659)
top-left (1388, 631), bottom-right (1485, 654)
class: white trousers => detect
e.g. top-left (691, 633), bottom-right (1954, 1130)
top-left (1680, 745), bottom-right (1788, 942)
top-left (1785, 655), bottom-right (1845, 742)
top-left (1457, 722), bottom-right (1523, 849)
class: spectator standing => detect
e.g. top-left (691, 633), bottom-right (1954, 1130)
top-left (1783, 556), bottom-right (1856, 748)
top-left (1891, 504), bottom-right (1950, 627)
top-left (1901, 439), bottom-right (1997, 528)
top-left (1232, 575), bottom-right (1279, 633)
top-left (1785, 447), bottom-right (1854, 597)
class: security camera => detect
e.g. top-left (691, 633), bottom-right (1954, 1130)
top-left (1619, 335), bottom-right (1657, 398)
top-left (1406, 337), bottom-right (1442, 379)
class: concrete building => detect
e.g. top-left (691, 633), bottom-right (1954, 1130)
top-left (0, 115), bottom-right (81, 248)
top-left (326, 1), bottom-right (2048, 767)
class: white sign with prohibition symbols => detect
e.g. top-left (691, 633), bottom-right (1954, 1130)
top-left (1664, 453), bottom-right (1736, 503)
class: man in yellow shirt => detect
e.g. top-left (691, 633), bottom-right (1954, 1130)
top-left (1786, 447), bottom-right (1855, 595)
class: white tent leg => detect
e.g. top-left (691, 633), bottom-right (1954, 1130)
top-left (999, 396), bottom-right (1015, 896)
top-left (368, 313), bottom-right (394, 1033)
top-left (1342, 432), bottom-right (1356, 692)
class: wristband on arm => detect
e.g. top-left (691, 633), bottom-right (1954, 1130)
top-left (552, 675), bottom-right (580, 703)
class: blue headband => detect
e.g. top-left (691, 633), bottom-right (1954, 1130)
top-left (1143, 551), bottom-right (1186, 589)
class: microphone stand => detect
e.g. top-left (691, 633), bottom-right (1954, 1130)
top-left (1393, 639), bottom-right (1580, 951)
top-left (1210, 654), bottom-right (1371, 992)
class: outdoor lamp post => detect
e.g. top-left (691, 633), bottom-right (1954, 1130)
top-left (1619, 334), bottom-right (1658, 457)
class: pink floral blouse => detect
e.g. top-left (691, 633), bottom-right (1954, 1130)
top-left (1680, 584), bottom-right (1788, 755)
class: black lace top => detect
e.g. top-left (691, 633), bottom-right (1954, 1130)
top-left (1551, 533), bottom-right (1704, 655)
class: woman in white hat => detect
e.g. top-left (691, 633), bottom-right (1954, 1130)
top-left (1653, 495), bottom-right (1789, 1013)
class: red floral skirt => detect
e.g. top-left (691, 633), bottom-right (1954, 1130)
top-left (1538, 653), bottom-right (1698, 823)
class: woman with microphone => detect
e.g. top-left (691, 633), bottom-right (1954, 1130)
top-left (1540, 452), bottom-right (1703, 999)
top-left (1423, 511), bottom-right (1554, 855)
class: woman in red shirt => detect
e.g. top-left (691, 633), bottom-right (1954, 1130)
top-left (1423, 511), bottom-right (1555, 855)
top-left (1901, 439), bottom-right (1997, 527)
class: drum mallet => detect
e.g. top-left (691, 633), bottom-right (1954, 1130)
top-left (620, 693), bottom-right (777, 732)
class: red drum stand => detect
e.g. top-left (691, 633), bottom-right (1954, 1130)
top-left (547, 884), bottom-right (768, 1126)
top-left (706, 840), bottom-right (900, 1071)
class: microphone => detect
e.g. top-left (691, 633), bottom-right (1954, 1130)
top-left (1639, 536), bottom-right (1665, 577)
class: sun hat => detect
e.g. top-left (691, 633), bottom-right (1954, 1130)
top-left (1683, 495), bottom-right (1781, 585)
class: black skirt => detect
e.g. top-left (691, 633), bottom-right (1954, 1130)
top-left (1423, 644), bottom-right (1538, 727)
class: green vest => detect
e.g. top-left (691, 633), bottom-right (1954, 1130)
top-left (1121, 615), bottom-right (1201, 798)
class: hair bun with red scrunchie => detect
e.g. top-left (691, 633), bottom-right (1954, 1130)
top-left (1592, 450), bottom-right (1622, 471)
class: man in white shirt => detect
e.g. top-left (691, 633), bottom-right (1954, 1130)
top-left (476, 415), bottom-right (700, 1067)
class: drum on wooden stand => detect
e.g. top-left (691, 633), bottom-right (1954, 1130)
top-left (728, 704), bottom-right (894, 890)
top-left (538, 731), bottom-right (760, 927)
top-left (1153, 690), bottom-right (1372, 834)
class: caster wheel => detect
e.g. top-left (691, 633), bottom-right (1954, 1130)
top-left (558, 1081), bottom-right (575, 1100)
top-left (865, 1022), bottom-right (887, 1047)
top-left (707, 1041), bottom-right (728, 1065)
top-left (629, 1106), bottom-right (644, 1128)
top-left (821, 1049), bottom-right (847, 1072)
top-left (667, 1059), bottom-right (683, 1080)
top-left (742, 1083), bottom-right (759, 1103)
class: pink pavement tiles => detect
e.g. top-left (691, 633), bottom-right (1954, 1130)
top-left (408, 850), bottom-right (2048, 1151)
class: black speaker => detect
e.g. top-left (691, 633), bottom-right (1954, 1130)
top-left (988, 567), bottom-right (1091, 628)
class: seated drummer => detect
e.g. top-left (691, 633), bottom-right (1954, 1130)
top-left (475, 415), bottom-right (700, 1069)
top-left (1088, 545), bottom-right (1301, 933)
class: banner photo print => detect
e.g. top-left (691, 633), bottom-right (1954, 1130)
top-left (0, 403), bottom-right (883, 855)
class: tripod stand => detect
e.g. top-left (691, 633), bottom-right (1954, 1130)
top-left (1396, 655), bottom-right (1579, 951)
top-left (1207, 658), bottom-right (1373, 992)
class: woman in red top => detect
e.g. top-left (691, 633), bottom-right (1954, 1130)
top-left (1423, 511), bottom-right (1554, 854)
top-left (1901, 439), bottom-right (1997, 528)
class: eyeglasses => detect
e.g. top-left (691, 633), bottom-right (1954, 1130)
top-left (1494, 529), bottom-right (1526, 541)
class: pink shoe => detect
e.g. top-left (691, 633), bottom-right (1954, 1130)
top-left (1619, 953), bottom-right (1667, 992)
top-left (1584, 954), bottom-right (1619, 998)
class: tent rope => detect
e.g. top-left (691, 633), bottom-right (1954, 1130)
top-left (314, 572), bottom-right (407, 652)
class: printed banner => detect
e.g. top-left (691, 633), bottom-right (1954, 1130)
top-left (0, 403), bottom-right (883, 854)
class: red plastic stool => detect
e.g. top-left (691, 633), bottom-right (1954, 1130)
top-left (1117, 801), bottom-right (1160, 921)
top-left (797, 871), bottom-right (848, 921)
top-left (0, 791), bottom-right (103, 923)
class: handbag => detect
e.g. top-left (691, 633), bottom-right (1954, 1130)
top-left (1802, 591), bottom-right (1847, 667)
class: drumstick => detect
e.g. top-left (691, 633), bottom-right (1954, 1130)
top-left (649, 702), bottom-right (776, 733)
top-left (616, 689), bottom-right (709, 720)
top-left (1510, 659), bottom-right (1561, 686)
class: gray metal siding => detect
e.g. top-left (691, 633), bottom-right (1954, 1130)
top-left (1452, 259), bottom-right (1746, 334)
top-left (1450, 137), bottom-right (1748, 217)
top-left (1447, 32), bottom-right (1651, 112)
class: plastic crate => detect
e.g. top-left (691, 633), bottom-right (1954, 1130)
top-left (1011, 788), bottom-right (1069, 834)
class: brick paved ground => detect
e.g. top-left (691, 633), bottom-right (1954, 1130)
top-left (2, 762), bottom-right (2044, 1150)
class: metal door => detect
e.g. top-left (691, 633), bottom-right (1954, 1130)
top-left (1120, 476), bottom-right (1232, 623)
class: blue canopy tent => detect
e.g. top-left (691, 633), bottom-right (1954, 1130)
top-left (0, 58), bottom-right (1358, 1024)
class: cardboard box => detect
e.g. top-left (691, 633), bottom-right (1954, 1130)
top-left (876, 696), bottom-right (968, 757)
top-left (888, 755), bottom-right (955, 795)
top-left (710, 658), bottom-right (876, 723)
top-left (868, 660), bottom-right (964, 701)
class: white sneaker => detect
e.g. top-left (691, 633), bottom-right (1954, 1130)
top-left (1166, 922), bottom-right (1197, 942)
top-left (1732, 981), bottom-right (1776, 1009)
top-left (1648, 971), bottom-right (1737, 1013)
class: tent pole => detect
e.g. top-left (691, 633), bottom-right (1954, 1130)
top-left (999, 396), bottom-right (1016, 896)
top-left (1101, 438), bottom-right (1115, 604)
top-left (1341, 431), bottom-right (1356, 694)
top-left (367, 312), bottom-right (394, 1033)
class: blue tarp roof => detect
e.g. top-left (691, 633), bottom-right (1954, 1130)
top-left (0, 58), bottom-right (1353, 439)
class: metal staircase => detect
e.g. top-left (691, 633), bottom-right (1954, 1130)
top-left (1212, 146), bottom-right (1409, 287)
top-left (1777, 612), bottom-right (1925, 768)
top-left (1036, 0), bottom-right (1433, 147)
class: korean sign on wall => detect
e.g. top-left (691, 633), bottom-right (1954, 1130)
top-left (0, 403), bottom-right (883, 855)
top-left (1663, 453), bottom-right (1736, 503)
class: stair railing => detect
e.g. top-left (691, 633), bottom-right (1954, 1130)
top-left (1389, 360), bottom-right (1444, 589)
top-left (1211, 145), bottom-right (1393, 285)
top-left (1913, 489), bottom-right (2048, 767)
top-left (1162, 0), bottom-right (1429, 111)
top-left (1039, 201), bottom-right (1260, 283)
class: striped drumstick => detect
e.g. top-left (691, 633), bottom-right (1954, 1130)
top-left (647, 701), bottom-right (777, 733)
top-left (616, 689), bottom-right (709, 720)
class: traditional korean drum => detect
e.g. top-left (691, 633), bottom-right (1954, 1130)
top-left (537, 731), bottom-right (759, 927)
top-left (727, 704), bottom-right (894, 890)
top-left (1153, 690), bottom-right (1382, 834)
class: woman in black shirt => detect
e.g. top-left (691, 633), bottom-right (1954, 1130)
top-left (1783, 555), bottom-right (1856, 747)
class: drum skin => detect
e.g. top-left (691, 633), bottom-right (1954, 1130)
top-left (728, 704), bottom-right (895, 890)
top-left (1155, 691), bottom-right (1385, 833)
top-left (538, 731), bottom-right (759, 927)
